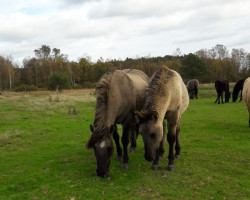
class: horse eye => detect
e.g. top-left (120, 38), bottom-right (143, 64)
top-left (150, 133), bottom-right (156, 139)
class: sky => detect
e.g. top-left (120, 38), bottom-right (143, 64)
top-left (0, 0), bottom-right (250, 64)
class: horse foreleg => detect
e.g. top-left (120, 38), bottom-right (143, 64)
top-left (121, 123), bottom-right (130, 169)
top-left (175, 121), bottom-right (181, 159)
top-left (152, 148), bottom-right (160, 170)
top-left (129, 123), bottom-right (137, 153)
top-left (195, 88), bottom-right (198, 99)
top-left (113, 125), bottom-right (123, 162)
top-left (159, 120), bottom-right (166, 158)
top-left (239, 90), bottom-right (243, 102)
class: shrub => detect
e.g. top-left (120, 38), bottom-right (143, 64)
top-left (72, 84), bottom-right (82, 89)
top-left (14, 84), bottom-right (38, 92)
top-left (82, 81), bottom-right (96, 88)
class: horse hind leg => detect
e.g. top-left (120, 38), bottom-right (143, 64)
top-left (113, 125), bottom-right (123, 162)
top-left (166, 112), bottom-right (179, 171)
top-left (175, 121), bottom-right (181, 159)
top-left (214, 95), bottom-right (220, 104)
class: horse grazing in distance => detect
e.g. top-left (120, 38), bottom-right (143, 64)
top-left (242, 77), bottom-right (250, 127)
top-left (135, 66), bottom-right (189, 171)
top-left (214, 80), bottom-right (231, 104)
top-left (232, 79), bottom-right (246, 102)
top-left (186, 79), bottom-right (199, 99)
top-left (86, 69), bottom-right (149, 177)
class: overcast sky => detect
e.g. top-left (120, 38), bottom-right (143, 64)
top-left (0, 0), bottom-right (250, 63)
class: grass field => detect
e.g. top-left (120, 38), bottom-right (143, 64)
top-left (0, 88), bottom-right (249, 200)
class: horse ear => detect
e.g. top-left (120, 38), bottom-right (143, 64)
top-left (90, 125), bottom-right (95, 133)
top-left (134, 110), bottom-right (151, 124)
top-left (109, 125), bottom-right (116, 134)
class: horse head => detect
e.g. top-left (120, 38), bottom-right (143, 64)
top-left (135, 110), bottom-right (163, 161)
top-left (225, 92), bottom-right (231, 103)
top-left (87, 124), bottom-right (115, 177)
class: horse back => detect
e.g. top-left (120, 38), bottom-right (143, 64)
top-left (125, 69), bottom-right (149, 109)
top-left (107, 70), bottom-right (148, 123)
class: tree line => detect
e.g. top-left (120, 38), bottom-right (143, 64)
top-left (0, 44), bottom-right (249, 91)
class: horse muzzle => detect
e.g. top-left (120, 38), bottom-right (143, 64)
top-left (96, 169), bottom-right (108, 178)
top-left (144, 153), bottom-right (153, 162)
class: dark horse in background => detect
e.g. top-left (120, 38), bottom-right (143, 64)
top-left (232, 79), bottom-right (246, 102)
top-left (186, 79), bottom-right (199, 99)
top-left (214, 80), bottom-right (231, 104)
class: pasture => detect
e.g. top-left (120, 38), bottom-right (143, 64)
top-left (0, 87), bottom-right (249, 200)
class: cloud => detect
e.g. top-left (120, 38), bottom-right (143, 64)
top-left (0, 0), bottom-right (250, 63)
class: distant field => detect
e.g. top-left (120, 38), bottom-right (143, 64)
top-left (0, 88), bottom-right (249, 200)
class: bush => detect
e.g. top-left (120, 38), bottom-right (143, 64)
top-left (48, 72), bottom-right (70, 91)
top-left (14, 84), bottom-right (38, 92)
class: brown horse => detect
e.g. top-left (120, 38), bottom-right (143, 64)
top-left (242, 77), bottom-right (250, 127)
top-left (186, 79), bottom-right (199, 99)
top-left (135, 66), bottom-right (189, 171)
top-left (87, 69), bottom-right (149, 177)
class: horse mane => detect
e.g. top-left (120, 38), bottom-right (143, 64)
top-left (144, 66), bottom-right (174, 111)
top-left (87, 70), bottom-right (115, 148)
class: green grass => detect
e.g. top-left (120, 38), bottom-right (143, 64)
top-left (0, 89), bottom-right (249, 200)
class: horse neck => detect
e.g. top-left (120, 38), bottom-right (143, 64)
top-left (94, 94), bottom-right (116, 131)
top-left (145, 95), bottom-right (170, 122)
top-left (233, 86), bottom-right (240, 97)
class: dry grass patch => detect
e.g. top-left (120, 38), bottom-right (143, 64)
top-left (0, 89), bottom-right (95, 113)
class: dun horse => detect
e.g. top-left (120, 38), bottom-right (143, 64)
top-left (87, 69), bottom-right (149, 177)
top-left (242, 77), bottom-right (250, 127)
top-left (214, 80), bottom-right (231, 104)
top-left (232, 79), bottom-right (245, 102)
top-left (135, 66), bottom-right (189, 171)
top-left (186, 79), bottom-right (199, 99)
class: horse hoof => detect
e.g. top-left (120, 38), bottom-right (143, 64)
top-left (175, 154), bottom-right (181, 159)
top-left (129, 147), bottom-right (136, 153)
top-left (121, 163), bottom-right (129, 169)
top-left (167, 166), bottom-right (175, 172)
top-left (116, 156), bottom-right (123, 162)
top-left (151, 165), bottom-right (159, 171)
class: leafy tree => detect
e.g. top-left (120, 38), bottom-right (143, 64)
top-left (48, 72), bottom-right (70, 90)
top-left (180, 53), bottom-right (208, 82)
top-left (34, 45), bottom-right (51, 60)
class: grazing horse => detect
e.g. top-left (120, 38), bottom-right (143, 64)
top-left (135, 66), bottom-right (189, 171)
top-left (242, 77), bottom-right (250, 127)
top-left (232, 79), bottom-right (246, 102)
top-left (87, 69), bottom-right (149, 177)
top-left (186, 79), bottom-right (199, 99)
top-left (214, 80), bottom-right (231, 104)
